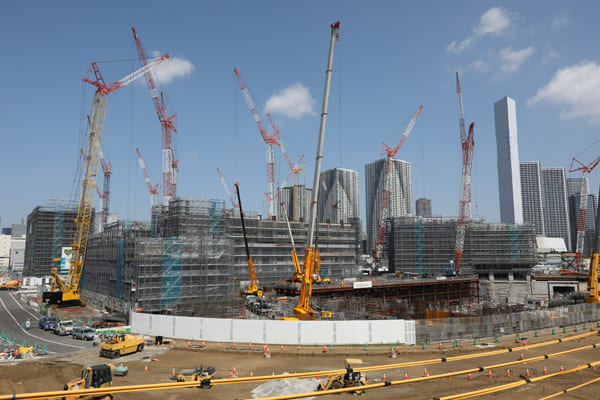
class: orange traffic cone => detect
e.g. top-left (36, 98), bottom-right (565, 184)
top-left (202, 341), bottom-right (205, 348)
top-left (233, 343), bottom-right (236, 350)
top-left (281, 344), bottom-right (284, 351)
top-left (297, 345), bottom-right (300, 352)
top-left (523, 339), bottom-right (527, 346)
top-left (404, 372), bottom-right (408, 380)
top-left (543, 366), bottom-right (548, 374)
top-left (187, 341), bottom-right (191, 348)
top-left (144, 365), bottom-right (148, 373)
top-left (487, 370), bottom-right (492, 378)
top-left (217, 342), bottom-right (221, 349)
top-left (323, 345), bottom-right (327, 353)
top-left (439, 342), bottom-right (443, 350)
top-left (448, 374), bottom-right (452, 380)
top-left (526, 368), bottom-right (530, 377)
top-left (382, 373), bottom-right (386, 381)
top-left (560, 365), bottom-right (564, 372)
top-left (520, 353), bottom-right (524, 360)
top-left (424, 368), bottom-right (429, 377)
top-left (233, 366), bottom-right (237, 376)
top-left (506, 368), bottom-right (511, 377)
top-left (250, 370), bottom-right (254, 377)
top-left (468, 373), bottom-right (472, 380)
top-left (172, 367), bottom-right (175, 376)
top-left (228, 371), bottom-right (232, 378)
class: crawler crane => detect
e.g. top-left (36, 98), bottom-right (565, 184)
top-left (43, 54), bottom-right (167, 306)
top-left (586, 184), bottom-right (600, 303)
top-left (235, 182), bottom-right (262, 297)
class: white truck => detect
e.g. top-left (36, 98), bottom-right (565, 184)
top-left (53, 320), bottom-right (74, 336)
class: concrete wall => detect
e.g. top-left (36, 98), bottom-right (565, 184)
top-left (130, 312), bottom-right (416, 345)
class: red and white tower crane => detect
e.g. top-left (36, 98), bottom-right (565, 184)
top-left (374, 105), bottom-right (423, 269)
top-left (216, 168), bottom-right (238, 209)
top-left (98, 148), bottom-right (111, 231)
top-left (132, 27), bottom-right (178, 204)
top-left (453, 73), bottom-right (475, 275)
top-left (136, 148), bottom-right (160, 209)
top-left (569, 155), bottom-right (600, 270)
top-left (234, 67), bottom-right (281, 219)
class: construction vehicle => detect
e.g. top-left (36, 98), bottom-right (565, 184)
top-left (0, 280), bottom-right (20, 290)
top-left (176, 365), bottom-right (215, 388)
top-left (43, 52), bottom-right (168, 307)
top-left (292, 21), bottom-right (340, 320)
top-left (235, 182), bottom-right (262, 297)
top-left (317, 358), bottom-right (367, 394)
top-left (586, 184), bottom-right (600, 303)
top-left (104, 363), bottom-right (128, 377)
top-left (62, 364), bottom-right (113, 400)
top-left (99, 334), bottom-right (145, 359)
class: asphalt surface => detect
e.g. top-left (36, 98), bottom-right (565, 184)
top-left (0, 291), bottom-right (90, 354)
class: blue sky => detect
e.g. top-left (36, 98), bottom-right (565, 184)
top-left (2, 1), bottom-right (600, 228)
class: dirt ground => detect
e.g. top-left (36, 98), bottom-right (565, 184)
top-left (2, 329), bottom-right (600, 400)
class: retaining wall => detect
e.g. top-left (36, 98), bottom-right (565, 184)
top-left (130, 312), bottom-right (416, 345)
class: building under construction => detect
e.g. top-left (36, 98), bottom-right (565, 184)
top-left (23, 201), bottom-right (93, 277)
top-left (80, 198), bottom-right (359, 316)
top-left (388, 216), bottom-right (537, 277)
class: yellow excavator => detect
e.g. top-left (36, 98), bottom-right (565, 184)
top-left (235, 182), bottom-right (262, 298)
top-left (62, 364), bottom-right (113, 400)
top-left (317, 358), bottom-right (367, 394)
top-left (586, 185), bottom-right (600, 303)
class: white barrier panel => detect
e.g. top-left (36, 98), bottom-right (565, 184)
top-left (131, 312), bottom-right (416, 345)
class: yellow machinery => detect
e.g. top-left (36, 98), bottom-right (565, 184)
top-left (292, 21), bottom-right (339, 320)
top-left (176, 365), bottom-right (215, 388)
top-left (99, 334), bottom-right (145, 359)
top-left (62, 364), bottom-right (113, 400)
top-left (587, 185), bottom-right (600, 303)
top-left (235, 182), bottom-right (262, 297)
top-left (42, 52), bottom-right (167, 307)
top-left (317, 358), bottom-right (367, 394)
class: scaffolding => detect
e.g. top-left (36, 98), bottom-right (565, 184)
top-left (389, 216), bottom-right (537, 276)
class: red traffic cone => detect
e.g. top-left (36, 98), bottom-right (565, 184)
top-left (506, 368), bottom-right (511, 377)
top-left (523, 339), bottom-right (527, 346)
top-left (281, 344), bottom-right (284, 351)
top-left (424, 368), bottom-right (429, 377)
top-left (233, 366), bottom-right (237, 376)
top-left (382, 373), bottom-right (386, 381)
top-left (172, 367), bottom-right (175, 376)
top-left (487, 370), bottom-right (492, 378)
top-left (217, 342), bottom-right (221, 349)
top-left (560, 365), bottom-right (564, 372)
top-left (297, 345), bottom-right (300, 352)
top-left (404, 372), bottom-right (408, 380)
top-left (187, 341), bottom-right (191, 348)
top-left (228, 371), bottom-right (232, 378)
top-left (468, 373), bottom-right (472, 380)
top-left (323, 345), bottom-right (327, 353)
top-left (202, 341), bottom-right (205, 348)
top-left (526, 368), bottom-right (530, 377)
top-left (520, 353), bottom-right (524, 360)
top-left (543, 366), bottom-right (548, 374)
top-left (233, 343), bottom-right (236, 349)
top-left (439, 342), bottom-right (443, 350)
top-left (448, 374), bottom-right (452, 380)
top-left (144, 365), bottom-right (148, 373)
top-left (250, 370), bottom-right (254, 377)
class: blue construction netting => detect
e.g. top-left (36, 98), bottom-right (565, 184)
top-left (509, 224), bottom-right (520, 261)
top-left (161, 238), bottom-right (182, 310)
top-left (209, 199), bottom-right (223, 236)
top-left (415, 217), bottom-right (425, 277)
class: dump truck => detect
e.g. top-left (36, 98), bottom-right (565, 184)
top-left (317, 358), bottom-right (367, 394)
top-left (0, 280), bottom-right (21, 290)
top-left (62, 364), bottom-right (113, 400)
top-left (99, 334), bottom-right (144, 359)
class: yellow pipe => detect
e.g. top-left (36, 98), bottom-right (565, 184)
top-left (537, 375), bottom-right (600, 400)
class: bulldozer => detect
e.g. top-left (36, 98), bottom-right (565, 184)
top-left (62, 364), bottom-right (113, 400)
top-left (317, 358), bottom-right (367, 394)
top-left (175, 365), bottom-right (215, 388)
top-left (99, 334), bottom-right (145, 359)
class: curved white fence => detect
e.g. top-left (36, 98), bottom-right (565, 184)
top-left (130, 312), bottom-right (416, 345)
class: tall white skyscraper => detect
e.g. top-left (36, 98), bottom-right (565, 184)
top-left (494, 96), bottom-right (523, 224)
top-left (277, 185), bottom-right (311, 222)
top-left (318, 168), bottom-right (360, 224)
top-left (541, 167), bottom-right (571, 249)
top-left (520, 161), bottom-right (545, 235)
top-left (365, 158), bottom-right (412, 254)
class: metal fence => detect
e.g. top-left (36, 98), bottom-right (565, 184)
top-left (416, 302), bottom-right (600, 343)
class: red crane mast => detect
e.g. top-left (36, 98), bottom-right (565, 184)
top-left (453, 73), bottom-right (475, 274)
top-left (569, 156), bottom-right (600, 270)
top-left (131, 27), bottom-right (178, 204)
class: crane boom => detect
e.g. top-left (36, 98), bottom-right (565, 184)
top-left (293, 21), bottom-right (340, 320)
top-left (453, 73), bottom-right (475, 274)
top-left (136, 148), bottom-right (160, 208)
top-left (217, 168), bottom-right (238, 209)
top-left (235, 182), bottom-right (261, 297)
top-left (234, 67), bottom-right (280, 219)
top-left (586, 184), bottom-right (600, 303)
top-left (44, 55), bottom-right (167, 306)
top-left (374, 105), bottom-right (423, 268)
top-left (569, 156), bottom-right (600, 270)
top-left (132, 27), bottom-right (178, 204)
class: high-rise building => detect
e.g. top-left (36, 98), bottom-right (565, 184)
top-left (494, 96), bottom-right (523, 224)
top-left (568, 194), bottom-right (596, 255)
top-left (277, 185), bottom-right (311, 222)
top-left (318, 168), bottom-right (360, 224)
top-left (365, 158), bottom-right (412, 254)
top-left (415, 198), bottom-right (432, 218)
top-left (520, 161), bottom-right (545, 235)
top-left (541, 168), bottom-right (571, 249)
top-left (567, 177), bottom-right (589, 198)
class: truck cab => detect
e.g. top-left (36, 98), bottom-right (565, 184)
top-left (54, 320), bottom-right (74, 336)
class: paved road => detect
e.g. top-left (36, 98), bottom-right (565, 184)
top-left (0, 291), bottom-right (90, 354)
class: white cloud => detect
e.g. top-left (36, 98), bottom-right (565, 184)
top-left (528, 61), bottom-right (600, 123)
top-left (150, 50), bottom-right (194, 84)
top-left (264, 83), bottom-right (316, 119)
top-left (542, 50), bottom-right (560, 64)
top-left (497, 46), bottom-right (535, 74)
top-left (474, 7), bottom-right (511, 36)
top-left (551, 16), bottom-right (569, 30)
top-left (469, 59), bottom-right (490, 72)
top-left (447, 7), bottom-right (511, 54)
